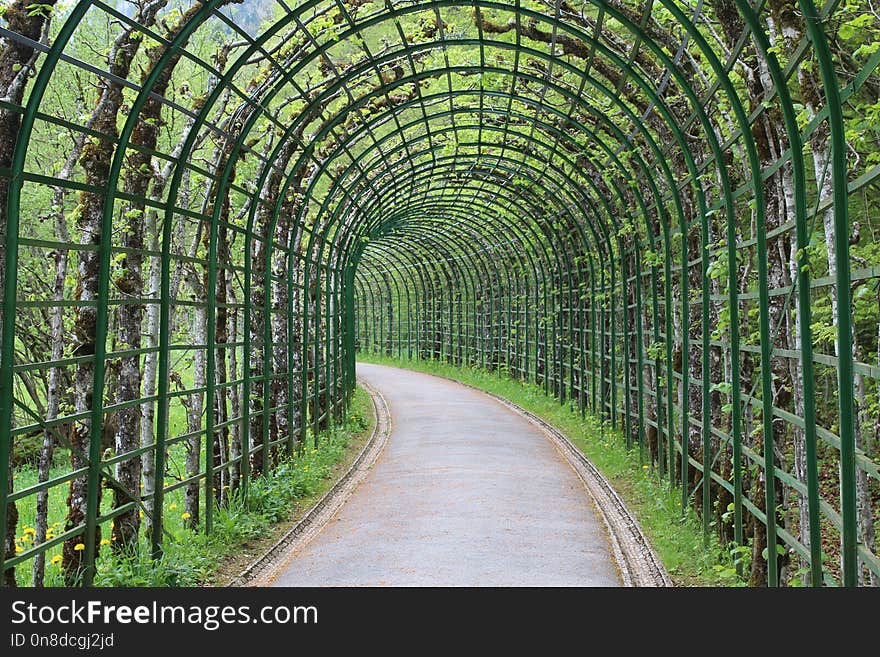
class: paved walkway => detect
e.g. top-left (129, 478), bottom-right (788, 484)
top-left (271, 363), bottom-right (620, 586)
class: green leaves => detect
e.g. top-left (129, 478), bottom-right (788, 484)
top-left (706, 257), bottom-right (727, 281)
top-left (760, 544), bottom-right (786, 561)
top-left (854, 41), bottom-right (880, 59)
top-left (646, 340), bottom-right (666, 362)
top-left (642, 248), bottom-right (664, 268)
top-left (25, 3), bottom-right (53, 18)
top-left (810, 321), bottom-right (837, 347)
top-left (839, 12), bottom-right (878, 41)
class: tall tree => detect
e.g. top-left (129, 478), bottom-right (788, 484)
top-left (0, 0), bottom-right (58, 587)
top-left (64, 0), bottom-right (165, 583)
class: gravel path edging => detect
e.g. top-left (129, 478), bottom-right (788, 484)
top-left (407, 369), bottom-right (672, 587)
top-left (227, 378), bottom-right (392, 587)
top-left (230, 366), bottom-right (670, 587)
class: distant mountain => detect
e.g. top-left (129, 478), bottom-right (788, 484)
top-left (215, 0), bottom-right (285, 36)
top-left (98, 0), bottom-right (285, 36)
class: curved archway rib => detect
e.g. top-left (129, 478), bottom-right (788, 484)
top-left (0, 0), bottom-right (875, 588)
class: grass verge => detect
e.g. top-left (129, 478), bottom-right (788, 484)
top-left (14, 386), bottom-right (374, 587)
top-left (360, 354), bottom-right (738, 586)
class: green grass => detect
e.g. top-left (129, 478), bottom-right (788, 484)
top-left (11, 354), bottom-right (202, 580)
top-left (360, 353), bottom-right (741, 586)
top-left (11, 386), bottom-right (373, 586)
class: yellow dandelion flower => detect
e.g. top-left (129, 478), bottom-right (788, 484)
top-left (23, 526), bottom-right (35, 536)
top-left (642, 465), bottom-right (649, 471)
top-left (181, 512), bottom-right (191, 520)
top-left (45, 532), bottom-right (54, 540)
top-left (73, 543), bottom-right (85, 551)
top-left (169, 503), bottom-right (177, 510)
top-left (15, 545), bottom-right (22, 553)
top-left (310, 449), bottom-right (317, 454)
top-left (50, 555), bottom-right (62, 565)
top-left (100, 538), bottom-right (111, 546)
top-left (139, 510), bottom-right (144, 518)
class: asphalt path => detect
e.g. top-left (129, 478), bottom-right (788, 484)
top-left (271, 363), bottom-right (620, 586)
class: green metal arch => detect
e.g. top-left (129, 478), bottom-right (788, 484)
top-left (0, 0), bottom-right (873, 588)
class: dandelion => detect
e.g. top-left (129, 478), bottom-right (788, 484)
top-left (23, 526), bottom-right (35, 536)
top-left (100, 538), bottom-right (111, 546)
top-left (46, 532), bottom-right (54, 540)
top-left (14, 545), bottom-right (22, 553)
top-left (642, 465), bottom-right (649, 471)
top-left (310, 449), bottom-right (317, 454)
top-left (73, 543), bottom-right (85, 551)
top-left (169, 503), bottom-right (178, 511)
top-left (50, 555), bottom-right (62, 565)
top-left (139, 510), bottom-right (144, 518)
top-left (181, 512), bottom-right (191, 520)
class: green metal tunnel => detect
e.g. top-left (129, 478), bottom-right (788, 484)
top-left (0, 0), bottom-right (878, 587)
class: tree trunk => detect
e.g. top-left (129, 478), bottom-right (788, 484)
top-left (113, 0), bottom-right (210, 553)
top-left (213, 218), bottom-right (230, 503)
top-left (63, 0), bottom-right (165, 584)
top-left (182, 289), bottom-right (206, 530)
top-left (33, 141), bottom-right (83, 585)
top-left (711, 0), bottom-right (798, 585)
top-left (142, 44), bottom-right (232, 527)
top-left (227, 268), bottom-right (242, 490)
top-left (770, 0), bottom-right (875, 584)
top-left (852, 315), bottom-right (877, 585)
top-left (0, 0), bottom-right (58, 589)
